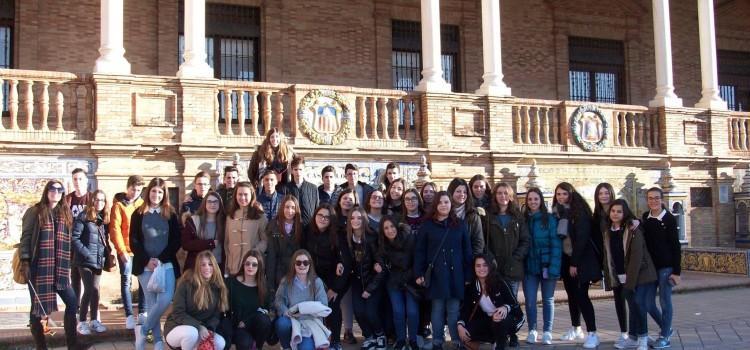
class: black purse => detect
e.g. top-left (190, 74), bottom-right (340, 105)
top-left (423, 228), bottom-right (450, 288)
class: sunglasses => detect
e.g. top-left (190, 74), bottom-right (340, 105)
top-left (49, 186), bottom-right (65, 194)
top-left (295, 260), bottom-right (310, 267)
top-left (243, 261), bottom-right (258, 268)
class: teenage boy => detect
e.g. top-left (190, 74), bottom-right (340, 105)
top-left (258, 169), bottom-right (281, 222)
top-left (318, 165), bottom-right (342, 205)
top-left (217, 166), bottom-right (239, 206)
top-left (65, 168), bottom-right (91, 308)
top-left (181, 171), bottom-right (212, 216)
top-left (340, 163), bottom-right (374, 205)
top-left (283, 156), bottom-right (319, 226)
top-left (109, 175), bottom-right (145, 329)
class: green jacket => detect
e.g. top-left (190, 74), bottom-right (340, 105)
top-left (164, 279), bottom-right (223, 337)
top-left (482, 213), bottom-right (530, 281)
top-left (602, 225), bottom-right (657, 291)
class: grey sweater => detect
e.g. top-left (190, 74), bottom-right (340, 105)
top-left (274, 276), bottom-right (328, 315)
top-left (143, 211), bottom-right (169, 258)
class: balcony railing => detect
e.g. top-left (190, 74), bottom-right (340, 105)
top-left (0, 69), bottom-right (93, 142)
top-left (729, 111), bottom-right (750, 152)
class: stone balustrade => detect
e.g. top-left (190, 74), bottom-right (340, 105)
top-left (510, 98), bottom-right (564, 145)
top-left (215, 81), bottom-right (293, 141)
top-left (609, 105), bottom-right (659, 149)
top-left (728, 111), bottom-right (750, 152)
top-left (0, 69), bottom-right (93, 142)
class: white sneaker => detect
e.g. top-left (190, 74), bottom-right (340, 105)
top-left (582, 332), bottom-right (600, 349)
top-left (542, 331), bottom-right (553, 345)
top-left (137, 312), bottom-right (147, 325)
top-left (126, 315), bottom-right (136, 329)
top-left (154, 341), bottom-right (165, 350)
top-left (89, 319), bottom-right (107, 333)
top-left (614, 336), bottom-right (638, 349)
top-left (134, 325), bottom-right (146, 350)
top-left (560, 326), bottom-right (585, 341)
top-left (77, 321), bottom-right (91, 335)
top-left (526, 329), bottom-right (538, 344)
top-left (619, 333), bottom-right (629, 342)
top-left (636, 336), bottom-right (648, 350)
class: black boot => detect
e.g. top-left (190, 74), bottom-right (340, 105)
top-left (507, 333), bottom-right (518, 348)
top-left (30, 319), bottom-right (48, 350)
top-left (64, 312), bottom-right (79, 350)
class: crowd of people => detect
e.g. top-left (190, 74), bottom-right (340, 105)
top-left (18, 128), bottom-right (682, 350)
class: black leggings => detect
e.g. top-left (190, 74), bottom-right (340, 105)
top-left (234, 313), bottom-right (273, 350)
top-left (612, 285), bottom-right (628, 333)
top-left (561, 259), bottom-right (597, 332)
top-left (78, 266), bottom-right (102, 322)
top-left (464, 312), bottom-right (515, 347)
top-left (326, 289), bottom-right (344, 343)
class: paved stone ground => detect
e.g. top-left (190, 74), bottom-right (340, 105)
top-left (2, 278), bottom-right (749, 350)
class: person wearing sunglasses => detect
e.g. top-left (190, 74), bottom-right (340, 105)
top-left (223, 250), bottom-right (273, 350)
top-left (20, 180), bottom-right (79, 349)
top-left (182, 191), bottom-right (226, 273)
top-left (274, 250), bottom-right (329, 350)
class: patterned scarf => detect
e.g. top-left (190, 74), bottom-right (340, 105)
top-left (31, 213), bottom-right (71, 317)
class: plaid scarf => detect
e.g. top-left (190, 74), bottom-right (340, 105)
top-left (31, 213), bottom-right (71, 317)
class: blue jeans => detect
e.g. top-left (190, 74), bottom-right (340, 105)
top-left (626, 283), bottom-right (656, 337)
top-left (119, 255), bottom-right (144, 317)
top-left (431, 298), bottom-right (460, 346)
top-left (523, 273), bottom-right (557, 332)
top-left (137, 264), bottom-right (175, 341)
top-left (276, 315), bottom-right (315, 350)
top-left (647, 267), bottom-right (673, 337)
top-left (388, 288), bottom-right (419, 343)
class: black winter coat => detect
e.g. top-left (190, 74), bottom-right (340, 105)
top-left (71, 212), bottom-right (109, 270)
top-left (377, 223), bottom-right (417, 290)
top-left (341, 232), bottom-right (385, 294)
top-left (558, 207), bottom-right (601, 283)
top-left (303, 225), bottom-right (349, 294)
top-left (282, 181), bottom-right (320, 227)
top-left (266, 220), bottom-right (301, 292)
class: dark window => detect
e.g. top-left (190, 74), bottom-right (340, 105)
top-left (568, 37), bottom-right (626, 104)
top-left (391, 20), bottom-right (461, 92)
top-left (0, 0), bottom-right (14, 113)
top-left (718, 50), bottom-right (750, 111)
top-left (690, 187), bottom-right (713, 208)
top-left (178, 2), bottom-right (260, 81)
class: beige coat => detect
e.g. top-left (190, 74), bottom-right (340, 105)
top-left (224, 210), bottom-right (268, 275)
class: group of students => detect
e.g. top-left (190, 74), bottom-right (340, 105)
top-left (18, 128), bottom-right (681, 350)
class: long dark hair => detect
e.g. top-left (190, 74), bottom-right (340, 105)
top-left (346, 206), bottom-right (372, 253)
top-left (258, 127), bottom-right (292, 164)
top-left (552, 182), bottom-right (592, 221)
top-left (429, 191), bottom-right (459, 227)
top-left (469, 174), bottom-right (491, 201)
top-left (195, 191), bottom-right (226, 240)
top-left (420, 181), bottom-right (438, 209)
top-left (84, 189), bottom-right (110, 224)
top-left (364, 189), bottom-right (385, 215)
top-left (522, 187), bottom-right (550, 229)
top-left (227, 182), bottom-right (264, 220)
top-left (490, 182), bottom-right (522, 219)
top-left (473, 254), bottom-right (501, 296)
top-left (276, 195), bottom-right (303, 244)
top-left (35, 180), bottom-right (73, 227)
top-left (385, 178), bottom-right (407, 209)
top-left (447, 177), bottom-right (477, 215)
top-left (311, 203), bottom-right (338, 249)
top-left (606, 198), bottom-right (636, 229)
top-left (235, 249), bottom-right (268, 306)
top-left (401, 188), bottom-right (424, 223)
top-left (378, 215), bottom-right (406, 250)
top-left (335, 188), bottom-right (358, 219)
top-left (593, 182), bottom-right (616, 217)
top-left (137, 177), bottom-right (175, 219)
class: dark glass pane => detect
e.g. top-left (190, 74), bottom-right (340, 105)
top-left (569, 71), bottom-right (590, 101)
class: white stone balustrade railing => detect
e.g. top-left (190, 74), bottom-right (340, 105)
top-left (215, 81), bottom-right (293, 138)
top-left (610, 105), bottom-right (659, 149)
top-left (346, 88), bottom-right (420, 143)
top-left (0, 69), bottom-right (93, 140)
top-left (510, 99), bottom-right (564, 145)
top-left (729, 112), bottom-right (750, 152)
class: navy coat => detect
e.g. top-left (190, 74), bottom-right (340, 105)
top-left (71, 212), bottom-right (109, 270)
top-left (414, 218), bottom-right (473, 300)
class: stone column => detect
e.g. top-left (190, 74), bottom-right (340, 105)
top-left (415, 0), bottom-right (451, 93)
top-left (476, 0), bottom-right (511, 96)
top-left (695, 0), bottom-right (727, 110)
top-left (648, 0), bottom-right (682, 108)
top-left (93, 0), bottom-right (131, 74)
top-left (177, 0), bottom-right (213, 79)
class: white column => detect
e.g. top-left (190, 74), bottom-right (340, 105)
top-left (476, 0), bottom-right (511, 96)
top-left (177, 0), bottom-right (213, 79)
top-left (415, 0), bottom-right (451, 93)
top-left (93, 0), bottom-right (131, 74)
top-left (695, 0), bottom-right (727, 110)
top-left (649, 0), bottom-right (682, 107)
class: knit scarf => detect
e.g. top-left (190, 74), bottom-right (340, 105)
top-left (454, 204), bottom-right (466, 220)
top-left (31, 213), bottom-right (71, 317)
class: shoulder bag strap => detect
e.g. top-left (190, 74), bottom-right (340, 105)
top-left (429, 227), bottom-right (450, 268)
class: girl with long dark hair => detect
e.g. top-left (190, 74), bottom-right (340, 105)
top-left (225, 250), bottom-right (273, 350)
top-left (385, 178), bottom-right (407, 218)
top-left (552, 182), bottom-right (601, 348)
top-left (248, 128), bottom-right (295, 188)
top-left (447, 178), bottom-right (485, 255)
top-left (468, 174), bottom-right (492, 210)
top-left (266, 195), bottom-right (303, 294)
top-left (182, 191), bottom-right (226, 272)
top-left (20, 180), bottom-right (77, 349)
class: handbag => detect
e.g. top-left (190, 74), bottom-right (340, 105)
top-left (197, 331), bottom-right (215, 350)
top-left (423, 227), bottom-right (450, 289)
top-left (12, 243), bottom-right (27, 285)
top-left (97, 226), bottom-right (116, 272)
